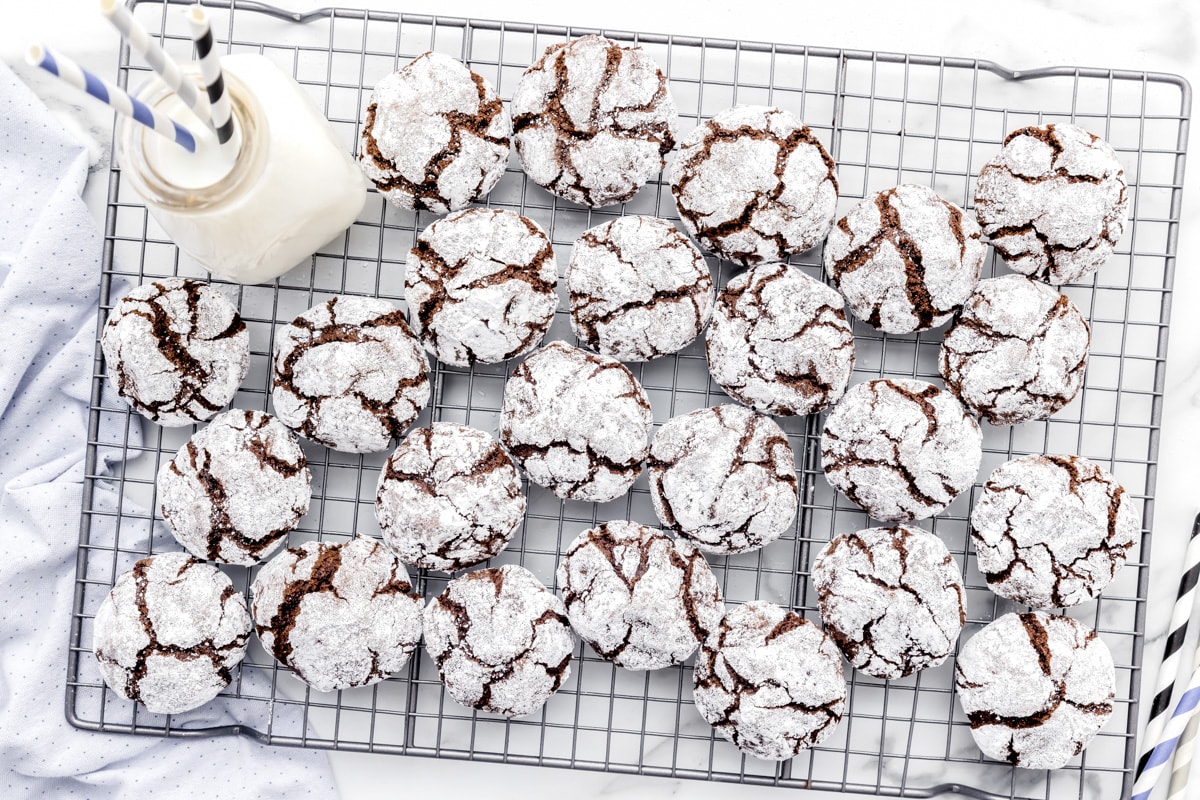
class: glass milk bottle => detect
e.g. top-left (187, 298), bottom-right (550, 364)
top-left (117, 54), bottom-right (366, 285)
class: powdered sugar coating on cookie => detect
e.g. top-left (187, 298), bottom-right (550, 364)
top-left (824, 184), bottom-right (985, 334)
top-left (359, 52), bottom-right (511, 213)
top-left (406, 208), bottom-right (558, 367)
top-left (955, 612), bottom-right (1115, 769)
top-left (376, 423), bottom-right (526, 572)
top-left (424, 565), bottom-right (574, 717)
top-left (567, 215), bottom-right (713, 361)
top-left (669, 105), bottom-right (838, 266)
top-left (251, 537), bottom-right (423, 692)
top-left (101, 278), bottom-right (248, 427)
top-left (93, 552), bottom-right (251, 715)
top-left (821, 379), bottom-right (982, 522)
top-left (556, 521), bottom-right (725, 670)
top-left (512, 35), bottom-right (677, 207)
top-left (693, 601), bottom-right (846, 760)
top-left (158, 409), bottom-right (311, 565)
top-left (970, 455), bottom-right (1139, 609)
top-left (975, 123), bottom-right (1129, 285)
top-left (706, 264), bottom-right (855, 416)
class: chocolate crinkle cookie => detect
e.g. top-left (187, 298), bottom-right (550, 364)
top-left (821, 379), bottom-right (982, 522)
top-left (376, 422), bottom-right (526, 572)
top-left (970, 455), bottom-right (1139, 609)
top-left (272, 295), bottom-right (431, 453)
top-left (668, 105), bottom-right (838, 266)
top-left (158, 409), bottom-right (311, 566)
top-left (511, 35), bottom-right (677, 207)
top-left (567, 215), bottom-right (714, 361)
top-left (101, 277), bottom-right (248, 427)
top-left (423, 565), bottom-right (574, 717)
top-left (499, 341), bottom-right (652, 503)
top-left (648, 405), bottom-right (797, 555)
top-left (975, 123), bottom-right (1129, 285)
top-left (940, 274), bottom-right (1090, 425)
top-left (955, 612), bottom-right (1115, 770)
top-left (359, 51), bottom-right (511, 213)
top-left (693, 601), bottom-right (847, 761)
top-left (93, 552), bottom-right (251, 715)
top-left (406, 208), bottom-right (558, 367)
top-left (824, 184), bottom-right (985, 334)
top-left (556, 521), bottom-right (725, 670)
top-left (251, 537), bottom-right (424, 692)
top-left (706, 263), bottom-right (855, 416)
top-left (812, 525), bottom-right (966, 680)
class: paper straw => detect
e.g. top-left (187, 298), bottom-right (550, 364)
top-left (185, 5), bottom-right (233, 144)
top-left (100, 0), bottom-right (210, 124)
top-left (1131, 661), bottom-right (1200, 800)
top-left (25, 44), bottom-right (196, 153)
top-left (1167, 643), bottom-right (1200, 799)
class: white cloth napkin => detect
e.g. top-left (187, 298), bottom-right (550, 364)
top-left (0, 61), bottom-right (337, 799)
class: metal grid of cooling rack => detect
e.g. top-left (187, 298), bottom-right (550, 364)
top-left (66, 1), bottom-right (1190, 798)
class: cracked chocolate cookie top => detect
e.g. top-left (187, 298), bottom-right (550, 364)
top-left (376, 422), bottom-right (526, 572)
top-left (423, 564), bottom-right (574, 717)
top-left (693, 601), bottom-right (847, 761)
top-left (93, 552), bottom-right (251, 715)
top-left (499, 341), bottom-right (652, 503)
top-left (511, 35), bottom-right (678, 208)
top-left (955, 612), bottom-right (1115, 770)
top-left (271, 295), bottom-right (431, 453)
top-left (975, 123), bottom-right (1129, 285)
top-left (824, 184), bottom-right (985, 334)
top-left (940, 275), bottom-right (1090, 426)
top-left (812, 525), bottom-right (966, 680)
top-left (567, 215), bottom-right (714, 362)
top-left (648, 405), bottom-right (798, 554)
top-left (251, 536), bottom-right (424, 692)
top-left (969, 455), bottom-right (1139, 609)
top-left (158, 409), bottom-right (311, 566)
top-left (556, 520), bottom-right (725, 670)
top-left (821, 379), bottom-right (982, 522)
top-left (706, 263), bottom-right (855, 416)
top-left (668, 105), bottom-right (838, 266)
top-left (406, 208), bottom-right (558, 367)
top-left (101, 278), bottom-right (248, 427)
top-left (358, 51), bottom-right (511, 213)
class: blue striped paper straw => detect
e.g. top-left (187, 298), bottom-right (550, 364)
top-left (1132, 661), bottom-right (1200, 800)
top-left (25, 43), bottom-right (196, 153)
top-left (186, 5), bottom-right (234, 145)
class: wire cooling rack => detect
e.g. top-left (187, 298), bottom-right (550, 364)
top-left (67, 1), bottom-right (1190, 798)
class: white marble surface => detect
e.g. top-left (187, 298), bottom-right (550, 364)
top-left (4, 1), bottom-right (1200, 798)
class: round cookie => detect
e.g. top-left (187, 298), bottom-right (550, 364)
top-left (939, 274), bottom-right (1090, 425)
top-left (158, 408), bottom-right (311, 565)
top-left (499, 341), bottom-right (652, 503)
top-left (955, 612), bottom-right (1115, 769)
top-left (271, 295), bottom-right (431, 453)
top-left (823, 184), bottom-right (985, 334)
top-left (423, 564), bottom-right (574, 717)
top-left (820, 379), bottom-right (982, 522)
top-left (668, 105), bottom-right (838, 266)
top-left (376, 422), bottom-right (526, 572)
top-left (511, 35), bottom-right (677, 207)
top-left (359, 51), bottom-right (510, 213)
top-left (556, 521), bottom-right (725, 670)
top-left (969, 455), bottom-right (1139, 609)
top-left (693, 601), bottom-right (846, 760)
top-left (705, 263), bottom-right (855, 416)
top-left (567, 215), bottom-right (714, 362)
top-left (975, 123), bottom-right (1129, 285)
top-left (406, 208), bottom-right (558, 367)
top-left (251, 536), bottom-right (424, 692)
top-left (812, 525), bottom-right (966, 680)
top-left (648, 405), bottom-right (797, 554)
top-left (101, 277), bottom-right (248, 427)
top-left (92, 552), bottom-right (251, 715)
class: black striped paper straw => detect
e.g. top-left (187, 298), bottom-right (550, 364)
top-left (186, 5), bottom-right (234, 145)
